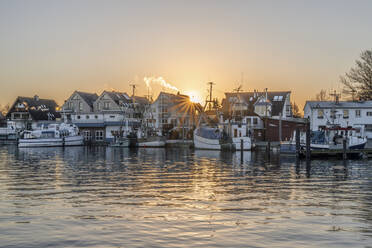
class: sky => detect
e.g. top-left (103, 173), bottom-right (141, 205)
top-left (1, 0), bottom-right (372, 109)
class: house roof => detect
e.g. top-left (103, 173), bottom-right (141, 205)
top-left (224, 91), bottom-right (290, 116)
top-left (305, 100), bottom-right (372, 110)
top-left (7, 96), bottom-right (61, 120)
top-left (133, 96), bottom-right (150, 105)
top-left (103, 91), bottom-right (132, 105)
top-left (76, 91), bottom-right (99, 107)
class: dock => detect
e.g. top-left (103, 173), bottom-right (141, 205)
top-left (299, 148), bottom-right (372, 158)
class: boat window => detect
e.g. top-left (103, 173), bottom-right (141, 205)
top-left (355, 110), bottom-right (361, 117)
top-left (234, 129), bottom-right (237, 137)
top-left (86, 115), bottom-right (90, 119)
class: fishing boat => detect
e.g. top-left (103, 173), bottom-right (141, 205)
top-left (304, 127), bottom-right (367, 150)
top-left (0, 121), bottom-right (18, 143)
top-left (193, 126), bottom-right (235, 150)
top-left (280, 126), bottom-right (367, 154)
top-left (18, 123), bottom-right (84, 148)
top-left (136, 128), bottom-right (165, 147)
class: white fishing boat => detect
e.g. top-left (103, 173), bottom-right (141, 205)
top-left (193, 126), bottom-right (235, 150)
top-left (280, 126), bottom-right (367, 154)
top-left (0, 121), bottom-right (18, 142)
top-left (18, 123), bottom-right (84, 148)
top-left (303, 127), bottom-right (367, 150)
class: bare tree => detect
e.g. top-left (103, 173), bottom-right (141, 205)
top-left (315, 89), bottom-right (330, 101)
top-left (0, 103), bottom-right (10, 116)
top-left (340, 49), bottom-right (372, 100)
top-left (291, 102), bottom-right (302, 118)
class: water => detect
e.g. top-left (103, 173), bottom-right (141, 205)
top-left (0, 146), bottom-right (371, 248)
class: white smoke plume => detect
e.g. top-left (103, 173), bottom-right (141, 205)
top-left (144, 76), bottom-right (179, 92)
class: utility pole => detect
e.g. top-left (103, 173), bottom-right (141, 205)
top-left (130, 84), bottom-right (137, 104)
top-left (206, 82), bottom-right (215, 111)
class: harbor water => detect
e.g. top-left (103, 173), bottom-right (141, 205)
top-left (0, 146), bottom-right (372, 247)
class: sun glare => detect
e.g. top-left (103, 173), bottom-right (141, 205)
top-left (185, 91), bottom-right (203, 104)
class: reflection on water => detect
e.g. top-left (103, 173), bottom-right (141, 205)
top-left (0, 146), bottom-right (372, 248)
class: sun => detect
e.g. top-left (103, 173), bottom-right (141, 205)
top-left (185, 91), bottom-right (203, 104)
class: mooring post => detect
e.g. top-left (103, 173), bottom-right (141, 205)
top-left (240, 139), bottom-right (243, 163)
top-left (343, 138), bottom-right (347, 160)
top-left (296, 127), bottom-right (300, 159)
top-left (306, 122), bottom-right (311, 162)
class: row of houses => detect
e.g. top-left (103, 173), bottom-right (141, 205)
top-left (3, 88), bottom-right (372, 143)
top-left (5, 90), bottom-right (201, 143)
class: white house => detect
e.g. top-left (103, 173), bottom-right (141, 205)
top-left (62, 90), bottom-right (149, 143)
top-left (146, 92), bottom-right (199, 135)
top-left (304, 100), bottom-right (372, 138)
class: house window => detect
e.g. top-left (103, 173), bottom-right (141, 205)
top-left (104, 102), bottom-right (110, 109)
top-left (79, 102), bottom-right (83, 111)
top-left (356, 110), bottom-right (361, 118)
top-left (317, 110), bottom-right (324, 119)
top-left (68, 102), bottom-right (73, 109)
top-left (367, 112), bottom-right (372, 116)
top-left (286, 105), bottom-right (291, 116)
top-left (253, 118), bottom-right (258, 125)
top-left (343, 110), bottom-right (349, 119)
top-left (83, 130), bottom-right (91, 141)
top-left (95, 130), bottom-right (104, 141)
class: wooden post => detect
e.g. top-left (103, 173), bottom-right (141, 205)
top-left (343, 138), bottom-right (347, 160)
top-left (240, 139), bottom-right (243, 163)
top-left (306, 122), bottom-right (311, 161)
top-left (295, 127), bottom-right (300, 158)
top-left (279, 113), bottom-right (282, 143)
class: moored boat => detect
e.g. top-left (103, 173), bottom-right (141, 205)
top-left (193, 126), bottom-right (235, 150)
top-left (18, 123), bottom-right (84, 148)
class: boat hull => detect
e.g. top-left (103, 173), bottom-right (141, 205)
top-left (18, 136), bottom-right (84, 148)
top-left (194, 133), bottom-right (235, 150)
top-left (137, 137), bottom-right (166, 148)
